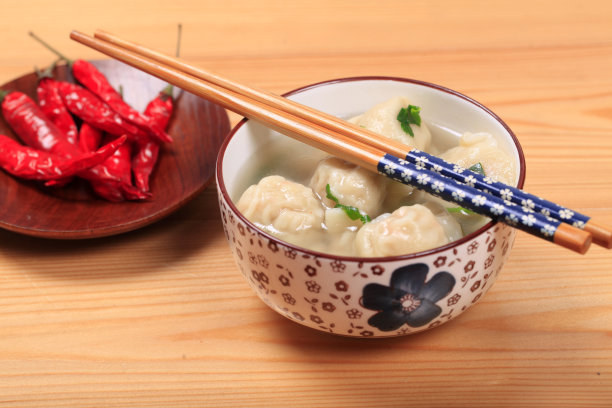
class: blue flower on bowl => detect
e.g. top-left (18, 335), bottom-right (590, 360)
top-left (362, 263), bottom-right (456, 332)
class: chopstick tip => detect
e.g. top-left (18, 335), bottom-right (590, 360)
top-left (69, 30), bottom-right (85, 41)
top-left (554, 223), bottom-right (592, 254)
top-left (94, 29), bottom-right (111, 40)
top-left (584, 220), bottom-right (612, 249)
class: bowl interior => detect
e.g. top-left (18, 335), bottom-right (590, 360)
top-left (221, 77), bottom-right (523, 206)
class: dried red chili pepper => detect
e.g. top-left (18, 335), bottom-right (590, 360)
top-left (89, 136), bottom-right (133, 201)
top-left (1, 91), bottom-right (81, 158)
top-left (35, 64), bottom-right (78, 146)
top-left (87, 178), bottom-right (124, 202)
top-left (132, 140), bottom-right (159, 193)
top-left (71, 60), bottom-right (172, 144)
top-left (73, 92), bottom-right (140, 201)
top-left (133, 85), bottom-right (174, 192)
top-left (56, 81), bottom-right (150, 142)
top-left (78, 122), bottom-right (102, 152)
top-left (45, 153), bottom-right (149, 201)
top-left (83, 157), bottom-right (149, 202)
top-left (0, 89), bottom-right (147, 200)
top-left (58, 128), bottom-right (147, 201)
top-left (62, 103), bottom-right (147, 201)
top-left (28, 33), bottom-right (171, 144)
top-left (0, 133), bottom-right (126, 181)
top-left (104, 135), bottom-right (132, 185)
top-left (77, 119), bottom-right (128, 201)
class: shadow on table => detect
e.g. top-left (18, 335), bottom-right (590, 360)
top-left (269, 303), bottom-right (463, 350)
top-left (0, 188), bottom-right (225, 279)
top-left (256, 307), bottom-right (480, 405)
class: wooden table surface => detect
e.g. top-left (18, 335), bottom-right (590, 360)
top-left (1, 1), bottom-right (612, 406)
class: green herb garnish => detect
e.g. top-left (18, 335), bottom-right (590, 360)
top-left (447, 164), bottom-right (485, 216)
top-left (446, 207), bottom-right (476, 216)
top-left (397, 105), bottom-right (422, 137)
top-left (468, 162), bottom-right (485, 176)
top-left (325, 184), bottom-right (371, 224)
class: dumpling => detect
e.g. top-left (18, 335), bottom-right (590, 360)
top-left (237, 175), bottom-right (324, 235)
top-left (420, 201), bottom-right (464, 242)
top-left (355, 204), bottom-right (453, 257)
top-left (382, 178), bottom-right (417, 210)
top-left (440, 132), bottom-right (516, 185)
top-left (324, 207), bottom-right (363, 233)
top-left (309, 157), bottom-right (386, 218)
top-left (349, 96), bottom-right (432, 152)
top-left (418, 195), bottom-right (493, 237)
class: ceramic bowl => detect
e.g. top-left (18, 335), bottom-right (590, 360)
top-left (215, 77), bottom-right (525, 338)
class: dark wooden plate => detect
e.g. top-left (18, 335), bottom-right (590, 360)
top-left (0, 59), bottom-right (230, 239)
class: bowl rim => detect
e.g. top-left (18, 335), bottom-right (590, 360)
top-left (216, 75), bottom-right (526, 262)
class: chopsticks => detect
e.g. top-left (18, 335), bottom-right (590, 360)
top-left (89, 29), bottom-right (612, 251)
top-left (69, 30), bottom-right (610, 254)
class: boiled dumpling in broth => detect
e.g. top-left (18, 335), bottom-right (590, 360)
top-left (349, 96), bottom-right (432, 152)
top-left (422, 131), bottom-right (517, 236)
top-left (237, 175), bottom-right (324, 236)
top-left (234, 96), bottom-right (519, 257)
top-left (324, 207), bottom-right (363, 233)
top-left (420, 201), bottom-right (464, 242)
top-left (355, 204), bottom-right (460, 257)
top-left (309, 157), bottom-right (386, 218)
top-left (440, 132), bottom-right (516, 185)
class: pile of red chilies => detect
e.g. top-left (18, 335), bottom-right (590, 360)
top-left (0, 58), bottom-right (173, 201)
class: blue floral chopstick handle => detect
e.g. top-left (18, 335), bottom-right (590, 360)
top-left (405, 149), bottom-right (590, 228)
top-left (378, 154), bottom-right (563, 242)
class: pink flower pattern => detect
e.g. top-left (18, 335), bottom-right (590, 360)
top-left (219, 192), bottom-right (515, 337)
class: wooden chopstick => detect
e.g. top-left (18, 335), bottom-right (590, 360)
top-left (70, 30), bottom-right (594, 254)
top-left (92, 29), bottom-right (612, 250)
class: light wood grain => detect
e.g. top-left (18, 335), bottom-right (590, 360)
top-left (1, 1), bottom-right (612, 407)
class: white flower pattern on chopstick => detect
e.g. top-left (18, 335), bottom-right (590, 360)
top-left (400, 169), bottom-right (413, 182)
top-left (384, 163), bottom-right (397, 174)
top-left (431, 181), bottom-right (445, 194)
top-left (500, 189), bottom-right (513, 201)
top-left (416, 174), bottom-right (430, 185)
top-left (464, 175), bottom-right (477, 187)
top-left (471, 195), bottom-right (487, 206)
top-left (490, 203), bottom-right (505, 215)
top-left (541, 224), bottom-right (556, 237)
top-left (415, 156), bottom-right (427, 169)
top-left (452, 164), bottom-right (465, 174)
top-left (452, 191), bottom-right (466, 202)
top-left (521, 214), bottom-right (536, 227)
top-left (377, 154), bottom-right (567, 243)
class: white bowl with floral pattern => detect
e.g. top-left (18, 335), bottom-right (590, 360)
top-left (215, 77), bottom-right (525, 337)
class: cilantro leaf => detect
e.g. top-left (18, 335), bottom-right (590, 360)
top-left (468, 162), bottom-right (486, 176)
top-left (397, 105), bottom-right (422, 137)
top-left (446, 207), bottom-right (476, 216)
top-left (325, 184), bottom-right (371, 224)
top-left (446, 165), bottom-right (485, 216)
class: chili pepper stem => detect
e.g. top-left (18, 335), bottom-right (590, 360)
top-left (0, 90), bottom-right (9, 103)
top-left (161, 83), bottom-right (173, 98)
top-left (29, 31), bottom-right (74, 66)
top-left (176, 24), bottom-right (182, 59)
top-left (35, 58), bottom-right (64, 80)
top-left (160, 24), bottom-right (182, 99)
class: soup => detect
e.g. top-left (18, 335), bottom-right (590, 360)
top-left (232, 96), bottom-right (517, 257)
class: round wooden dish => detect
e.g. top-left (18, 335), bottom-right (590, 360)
top-left (0, 60), bottom-right (230, 239)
